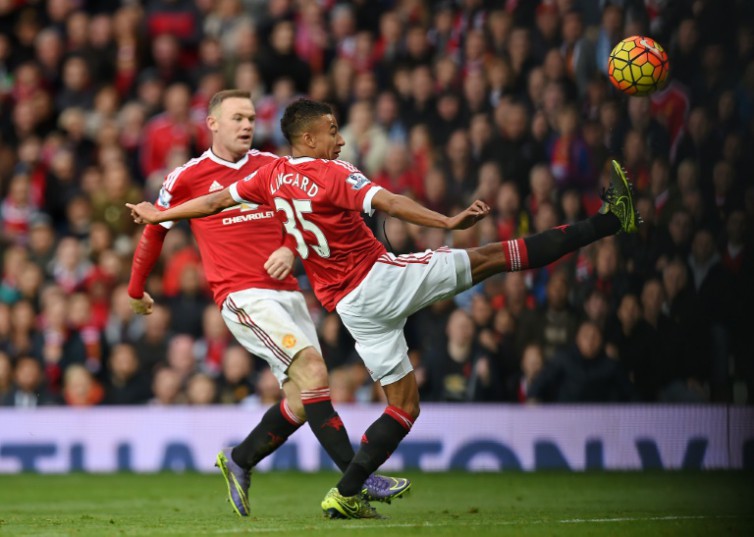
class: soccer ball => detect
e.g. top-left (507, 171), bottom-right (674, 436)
top-left (607, 36), bottom-right (670, 96)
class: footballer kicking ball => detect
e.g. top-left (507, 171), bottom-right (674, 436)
top-left (607, 35), bottom-right (670, 96)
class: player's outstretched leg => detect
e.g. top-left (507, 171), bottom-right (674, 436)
top-left (321, 487), bottom-right (383, 519)
top-left (469, 160), bottom-right (640, 282)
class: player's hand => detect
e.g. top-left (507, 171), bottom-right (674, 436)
top-left (126, 202), bottom-right (161, 225)
top-left (130, 292), bottom-right (155, 315)
top-left (265, 246), bottom-right (295, 280)
top-left (447, 200), bottom-right (490, 230)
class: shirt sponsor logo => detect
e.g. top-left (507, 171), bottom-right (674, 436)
top-left (222, 211), bottom-right (274, 225)
top-left (346, 173), bottom-right (370, 190)
top-left (157, 187), bottom-right (172, 208)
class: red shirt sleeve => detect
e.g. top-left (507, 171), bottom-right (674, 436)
top-left (324, 161), bottom-right (381, 214)
top-left (128, 224), bottom-right (168, 298)
top-left (232, 171), bottom-right (267, 205)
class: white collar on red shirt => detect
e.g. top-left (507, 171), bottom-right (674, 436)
top-left (287, 156), bottom-right (316, 164)
top-left (207, 149), bottom-right (249, 169)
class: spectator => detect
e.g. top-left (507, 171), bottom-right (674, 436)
top-left (140, 83), bottom-right (209, 178)
top-left (528, 320), bottom-right (633, 403)
top-left (0, 351), bottom-right (11, 400)
top-left (660, 259), bottom-right (711, 402)
top-left (103, 343), bottom-right (152, 405)
top-left (149, 366), bottom-right (186, 406)
top-left (216, 345), bottom-right (255, 405)
top-left (338, 100), bottom-right (389, 177)
top-left (507, 343), bottom-right (544, 403)
top-left (168, 264), bottom-right (210, 338)
top-left (372, 142), bottom-right (424, 199)
top-left (605, 293), bottom-right (657, 401)
top-left (518, 270), bottom-right (579, 362)
top-left (257, 20), bottom-right (311, 94)
top-left (2, 356), bottom-right (59, 407)
top-left (424, 309), bottom-right (484, 402)
top-left (194, 304), bottom-right (231, 376)
top-left (104, 284), bottom-right (145, 346)
top-left (166, 334), bottom-right (198, 388)
top-left (186, 372), bottom-right (218, 405)
top-left (62, 364), bottom-right (103, 406)
top-left (133, 303), bottom-right (171, 374)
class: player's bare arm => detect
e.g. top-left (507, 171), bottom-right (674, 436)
top-left (126, 188), bottom-right (236, 225)
top-left (371, 189), bottom-right (490, 230)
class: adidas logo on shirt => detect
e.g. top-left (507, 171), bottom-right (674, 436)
top-left (209, 180), bottom-right (223, 192)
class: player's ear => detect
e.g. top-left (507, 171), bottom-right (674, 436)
top-left (301, 131), bottom-right (316, 148)
top-left (206, 114), bottom-right (218, 133)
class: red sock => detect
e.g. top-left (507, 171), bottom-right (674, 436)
top-left (503, 238), bottom-right (530, 271)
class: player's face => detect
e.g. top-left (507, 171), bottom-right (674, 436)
top-left (208, 97), bottom-right (256, 161)
top-left (309, 114), bottom-right (345, 160)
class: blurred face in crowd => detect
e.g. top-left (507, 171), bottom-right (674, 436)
top-left (617, 294), bottom-right (641, 331)
top-left (0, 351), bottom-right (11, 389)
top-left (187, 374), bottom-right (217, 405)
top-left (595, 240), bottom-right (618, 278)
top-left (641, 279), bottom-right (664, 320)
top-left (168, 335), bottom-right (196, 377)
top-left (576, 322), bottom-right (602, 360)
top-left (64, 365), bottom-right (97, 406)
top-left (726, 210), bottom-right (745, 244)
top-left (164, 84), bottom-right (190, 121)
top-left (222, 346), bottom-right (252, 384)
top-left (202, 305), bottom-right (228, 340)
top-left (15, 357), bottom-right (42, 392)
top-left (546, 272), bottom-right (569, 310)
top-left (446, 310), bottom-right (475, 347)
top-left (207, 96), bottom-right (255, 161)
top-left (152, 368), bottom-right (182, 405)
top-left (110, 344), bottom-right (139, 382)
top-left (668, 210), bottom-right (693, 246)
top-left (534, 202), bottom-right (558, 232)
top-left (521, 345), bottom-right (544, 380)
top-left (691, 229), bottom-right (716, 263)
top-left (628, 97), bottom-right (651, 129)
top-left (62, 57), bottom-right (89, 91)
top-left (662, 261), bottom-right (688, 301)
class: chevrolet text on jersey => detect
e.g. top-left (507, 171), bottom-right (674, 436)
top-left (222, 210), bottom-right (275, 225)
top-left (271, 172), bottom-right (319, 197)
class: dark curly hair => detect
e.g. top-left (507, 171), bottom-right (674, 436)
top-left (280, 98), bottom-right (334, 145)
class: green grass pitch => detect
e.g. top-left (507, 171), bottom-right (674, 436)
top-left (0, 471), bottom-right (752, 536)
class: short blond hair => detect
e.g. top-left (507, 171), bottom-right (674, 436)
top-left (208, 89), bottom-right (252, 116)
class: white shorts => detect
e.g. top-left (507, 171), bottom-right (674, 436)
top-left (336, 248), bottom-right (472, 386)
top-left (221, 288), bottom-right (321, 385)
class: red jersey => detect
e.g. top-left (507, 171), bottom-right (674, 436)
top-left (157, 149), bottom-right (299, 306)
top-left (230, 156), bottom-right (386, 311)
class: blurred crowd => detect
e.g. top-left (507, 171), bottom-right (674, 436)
top-left (1, 0), bottom-right (753, 409)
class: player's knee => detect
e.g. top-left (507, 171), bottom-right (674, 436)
top-left (289, 348), bottom-right (328, 389)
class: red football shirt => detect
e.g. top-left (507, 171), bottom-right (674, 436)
top-left (157, 149), bottom-right (299, 306)
top-left (230, 156), bottom-right (386, 311)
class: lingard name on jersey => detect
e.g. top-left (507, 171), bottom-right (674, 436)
top-left (271, 172), bottom-right (319, 197)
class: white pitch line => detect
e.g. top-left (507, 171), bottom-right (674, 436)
top-left (204, 514), bottom-right (747, 534)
